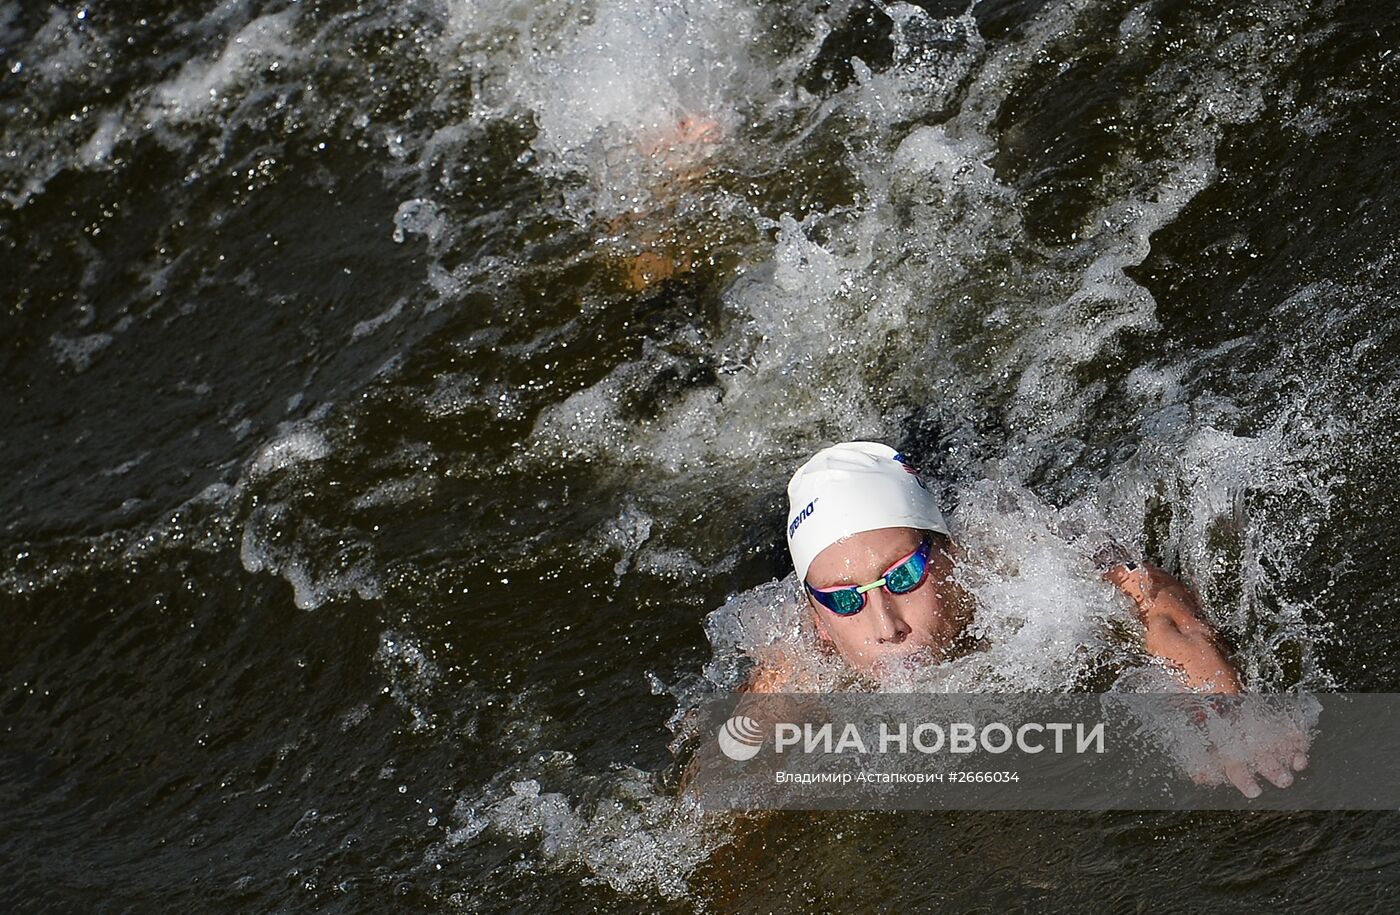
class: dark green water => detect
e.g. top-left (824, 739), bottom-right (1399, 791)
top-left (2, 0), bottom-right (1397, 911)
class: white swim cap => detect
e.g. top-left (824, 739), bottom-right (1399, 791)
top-left (785, 441), bottom-right (949, 582)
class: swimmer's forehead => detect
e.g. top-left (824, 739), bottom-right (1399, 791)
top-left (806, 527), bottom-right (924, 585)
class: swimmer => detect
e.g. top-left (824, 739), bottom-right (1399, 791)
top-left (607, 114), bottom-right (724, 292)
top-left (753, 441), bottom-right (1309, 797)
top-left (635, 114), bottom-right (724, 175)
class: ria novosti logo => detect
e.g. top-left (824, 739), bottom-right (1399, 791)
top-left (717, 715), bottom-right (765, 761)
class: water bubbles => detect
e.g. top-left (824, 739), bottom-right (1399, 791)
top-left (144, 8), bottom-right (301, 121)
top-left (391, 198), bottom-right (446, 245)
top-left (446, 764), bottom-right (711, 899)
top-left (248, 428), bottom-right (331, 479)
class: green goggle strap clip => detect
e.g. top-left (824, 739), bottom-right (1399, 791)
top-left (855, 577), bottom-right (886, 594)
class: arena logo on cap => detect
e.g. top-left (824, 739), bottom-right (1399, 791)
top-left (788, 498), bottom-right (818, 539)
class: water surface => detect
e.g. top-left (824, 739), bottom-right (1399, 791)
top-left (2, 0), bottom-right (1398, 910)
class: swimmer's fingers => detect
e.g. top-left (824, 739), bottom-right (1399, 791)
top-left (1253, 723), bottom-right (1309, 783)
top-left (1285, 724), bottom-right (1311, 771)
top-left (1224, 757), bottom-right (1262, 799)
top-left (1255, 750), bottom-right (1294, 790)
top-left (1244, 725), bottom-right (1309, 792)
top-left (1188, 717), bottom-right (1309, 796)
top-left (1187, 742), bottom-right (1224, 786)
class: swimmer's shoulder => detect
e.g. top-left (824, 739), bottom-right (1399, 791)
top-left (740, 657), bottom-right (799, 694)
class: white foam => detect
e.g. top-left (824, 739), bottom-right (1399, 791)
top-left (1097, 382), bottom-right (1341, 690)
top-left (100, 453), bottom-right (149, 477)
top-left (247, 427), bottom-right (331, 479)
top-left (391, 199), bottom-right (446, 245)
top-left (351, 474), bottom-right (437, 511)
top-left (896, 481), bottom-right (1131, 692)
top-left (26, 9), bottom-right (93, 86)
top-left (522, 0), bottom-right (1324, 542)
top-left (445, 763), bottom-right (713, 899)
top-left (375, 630), bottom-right (441, 732)
top-left (2, 10), bottom-right (137, 203)
top-left (147, 9), bottom-right (301, 120)
top-left (237, 499), bottom-right (382, 611)
top-left (522, 0), bottom-right (753, 170)
top-left (351, 298), bottom-right (406, 341)
top-left (460, 0), bottom-right (841, 229)
top-left (595, 503), bottom-right (654, 585)
top-left (77, 111), bottom-right (124, 167)
top-left (528, 210), bottom-right (895, 473)
top-left (49, 331), bottom-right (113, 372)
top-left (844, 5), bottom-right (981, 126)
top-left (698, 480), bottom-right (1144, 696)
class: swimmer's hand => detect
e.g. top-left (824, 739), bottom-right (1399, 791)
top-left (1176, 696), bottom-right (1312, 798)
top-left (1101, 557), bottom-right (1310, 797)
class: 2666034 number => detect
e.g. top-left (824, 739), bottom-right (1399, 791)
top-left (948, 771), bottom-right (1020, 783)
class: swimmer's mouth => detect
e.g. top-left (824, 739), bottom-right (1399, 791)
top-left (873, 644), bottom-right (939, 674)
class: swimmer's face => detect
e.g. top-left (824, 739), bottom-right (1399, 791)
top-left (804, 526), bottom-right (961, 676)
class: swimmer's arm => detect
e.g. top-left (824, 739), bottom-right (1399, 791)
top-left (675, 661), bottom-right (794, 800)
top-left (1104, 562), bottom-right (1243, 694)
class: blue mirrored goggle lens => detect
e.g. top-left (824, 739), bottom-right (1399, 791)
top-left (884, 548), bottom-right (928, 593)
top-left (808, 584), bottom-right (864, 615)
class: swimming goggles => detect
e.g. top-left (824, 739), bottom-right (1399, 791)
top-left (804, 536), bottom-right (932, 616)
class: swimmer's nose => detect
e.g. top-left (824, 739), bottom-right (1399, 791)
top-left (868, 593), bottom-right (909, 645)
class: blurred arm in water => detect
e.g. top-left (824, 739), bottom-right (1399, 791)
top-left (609, 115), bottom-right (723, 292)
